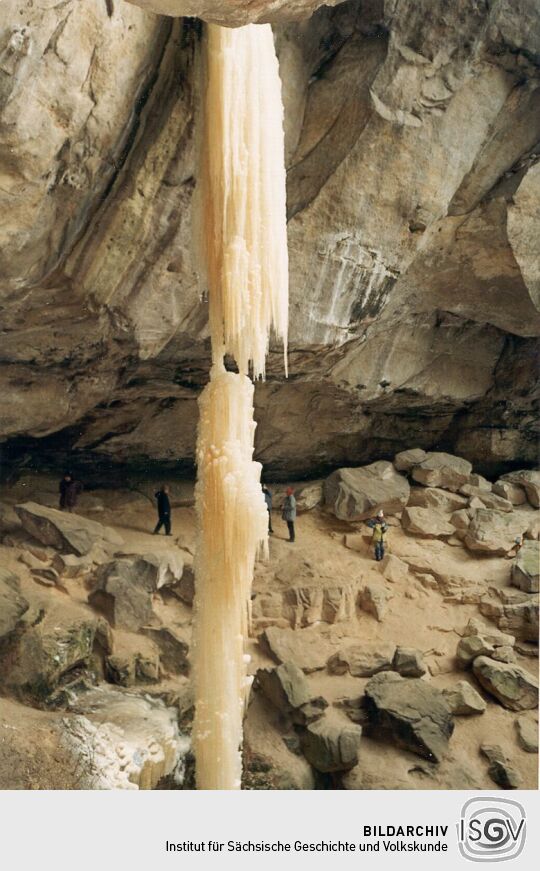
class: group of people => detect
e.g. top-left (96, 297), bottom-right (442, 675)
top-left (58, 472), bottom-right (387, 559)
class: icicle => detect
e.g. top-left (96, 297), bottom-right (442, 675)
top-left (192, 22), bottom-right (288, 791)
top-left (194, 23), bottom-right (289, 379)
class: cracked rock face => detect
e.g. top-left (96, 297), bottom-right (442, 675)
top-left (0, 0), bottom-right (539, 479)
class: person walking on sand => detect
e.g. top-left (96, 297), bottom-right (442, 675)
top-left (59, 472), bottom-right (82, 513)
top-left (153, 484), bottom-right (172, 536)
top-left (282, 487), bottom-right (296, 543)
top-left (262, 484), bottom-right (273, 534)
top-left (366, 509), bottom-right (388, 561)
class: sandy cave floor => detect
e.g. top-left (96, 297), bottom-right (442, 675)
top-left (0, 478), bottom-right (538, 790)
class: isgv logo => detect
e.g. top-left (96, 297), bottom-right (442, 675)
top-left (458, 797), bottom-right (526, 862)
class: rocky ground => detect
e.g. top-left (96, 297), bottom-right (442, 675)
top-left (0, 451), bottom-right (537, 790)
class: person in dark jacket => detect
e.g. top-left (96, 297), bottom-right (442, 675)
top-left (153, 485), bottom-right (172, 535)
top-left (59, 472), bottom-right (82, 512)
top-left (282, 487), bottom-right (296, 542)
top-left (262, 485), bottom-right (273, 534)
top-left (366, 509), bottom-right (388, 561)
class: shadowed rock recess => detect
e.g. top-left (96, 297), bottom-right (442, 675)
top-left (0, 0), bottom-right (538, 481)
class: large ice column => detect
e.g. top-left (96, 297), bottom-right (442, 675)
top-left (194, 23), bottom-right (288, 379)
top-left (192, 23), bottom-right (288, 790)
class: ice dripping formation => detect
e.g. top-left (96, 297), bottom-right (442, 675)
top-left (192, 23), bottom-right (289, 789)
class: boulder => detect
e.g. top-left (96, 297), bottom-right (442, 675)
top-left (114, 550), bottom-right (185, 590)
top-left (15, 502), bottom-right (123, 556)
top-left (410, 452), bottom-right (472, 492)
top-left (493, 481), bottom-right (527, 505)
top-left (500, 470), bottom-right (540, 508)
top-left (89, 557), bottom-right (164, 632)
top-left (170, 563), bottom-right (195, 605)
top-left (465, 509), bottom-right (531, 555)
top-left (468, 474), bottom-right (492, 492)
top-left (456, 631), bottom-right (514, 667)
top-left (260, 626), bottom-right (333, 673)
top-left (0, 607), bottom-right (99, 698)
top-left (141, 627), bottom-right (190, 675)
top-left (512, 541), bottom-right (539, 593)
top-left (515, 715), bottom-right (538, 753)
top-left (300, 718), bottom-right (363, 773)
top-left (401, 507), bottom-right (454, 539)
top-left (358, 582), bottom-right (390, 621)
top-left (379, 553), bottom-right (409, 583)
top-left (392, 647), bottom-right (426, 677)
top-left (363, 672), bottom-right (454, 763)
top-left (450, 509), bottom-right (471, 530)
top-left (0, 568), bottom-right (29, 640)
top-left (324, 462), bottom-right (409, 521)
top-left (480, 744), bottom-right (520, 789)
top-left (460, 485), bottom-right (513, 512)
top-left (442, 681), bottom-right (486, 715)
top-left (472, 656), bottom-right (538, 711)
top-left (408, 487), bottom-right (468, 513)
top-left (328, 642), bottom-right (396, 677)
top-left (480, 596), bottom-right (539, 642)
top-left (105, 634), bottom-right (160, 687)
top-left (393, 448), bottom-right (427, 472)
top-left (256, 662), bottom-right (327, 725)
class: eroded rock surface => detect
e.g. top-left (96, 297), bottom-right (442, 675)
top-left (0, 1), bottom-right (538, 478)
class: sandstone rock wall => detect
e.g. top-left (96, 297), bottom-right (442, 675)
top-left (0, 1), bottom-right (538, 478)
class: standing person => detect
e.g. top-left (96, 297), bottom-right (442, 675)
top-left (366, 509), bottom-right (388, 561)
top-left (59, 472), bottom-right (82, 512)
top-left (153, 484), bottom-right (172, 536)
top-left (282, 487), bottom-right (296, 543)
top-left (262, 484), bottom-right (273, 534)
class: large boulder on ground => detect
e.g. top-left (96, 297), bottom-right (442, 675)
top-left (89, 557), bottom-right (163, 631)
top-left (464, 509), bottom-right (531, 555)
top-left (442, 681), bottom-right (487, 715)
top-left (105, 636), bottom-right (160, 687)
top-left (256, 662), bottom-right (327, 725)
top-left (0, 604), bottom-right (102, 698)
top-left (515, 715), bottom-right (538, 753)
top-left (401, 506), bottom-right (455, 539)
top-left (15, 502), bottom-right (123, 556)
top-left (393, 448), bottom-right (427, 472)
top-left (512, 541), bottom-right (539, 593)
top-left (480, 744), bottom-right (520, 789)
top-left (115, 550), bottom-right (186, 590)
top-left (459, 485), bottom-right (513, 512)
top-left (480, 594), bottom-right (539, 642)
top-left (324, 461), bottom-right (409, 521)
top-left (392, 647), bottom-right (426, 677)
top-left (141, 626), bottom-right (190, 675)
top-left (407, 487), bottom-right (468, 513)
top-left (493, 480), bottom-right (527, 505)
top-left (410, 452), bottom-right (472, 492)
top-left (328, 642), bottom-right (396, 677)
top-left (300, 718), bottom-right (363, 773)
top-left (363, 672), bottom-right (454, 762)
top-left (456, 630), bottom-right (515, 667)
top-left (0, 568), bottom-right (29, 640)
top-left (472, 656), bottom-right (538, 711)
top-left (500, 470), bottom-right (540, 508)
top-left (259, 626), bottom-right (333, 673)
